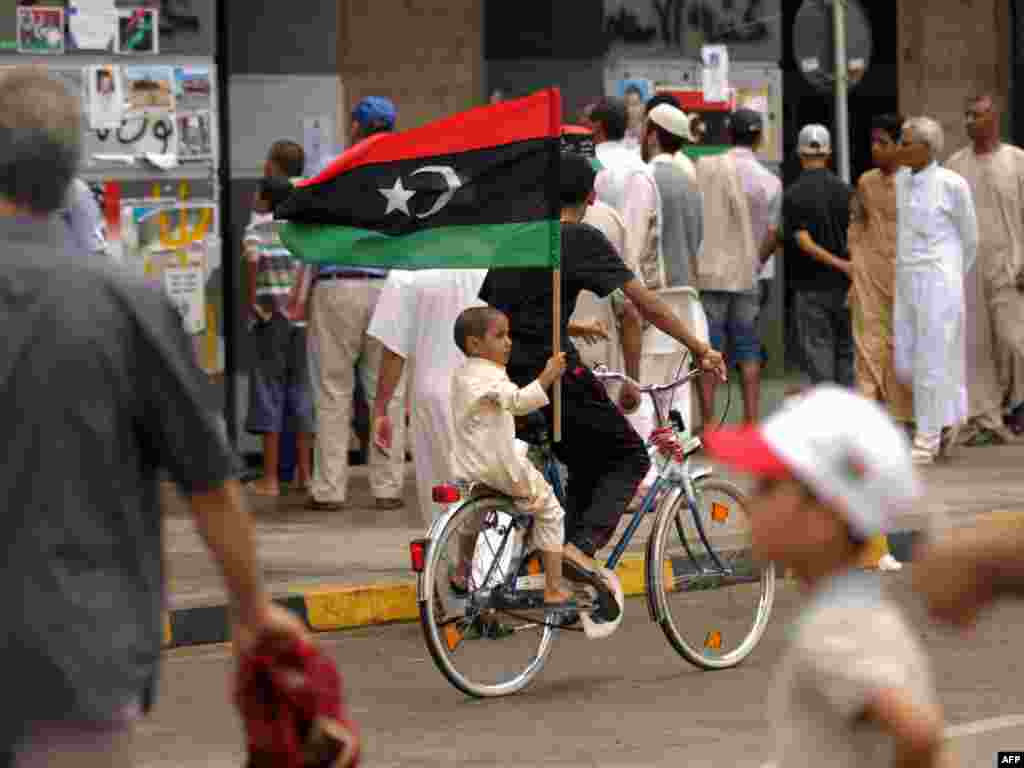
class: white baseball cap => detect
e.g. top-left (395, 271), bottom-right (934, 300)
top-left (797, 123), bottom-right (832, 156)
top-left (703, 385), bottom-right (920, 538)
top-left (649, 103), bottom-right (693, 142)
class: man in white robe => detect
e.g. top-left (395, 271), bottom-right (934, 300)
top-left (368, 269), bottom-right (487, 524)
top-left (894, 117), bottom-right (976, 464)
top-left (945, 94), bottom-right (1024, 443)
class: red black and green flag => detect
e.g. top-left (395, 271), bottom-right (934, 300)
top-left (276, 89), bottom-right (562, 269)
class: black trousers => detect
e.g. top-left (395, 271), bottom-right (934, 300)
top-left (542, 366), bottom-right (651, 557)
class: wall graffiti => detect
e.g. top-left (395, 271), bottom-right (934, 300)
top-left (606, 0), bottom-right (775, 52)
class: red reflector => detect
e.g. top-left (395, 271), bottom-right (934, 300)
top-left (432, 484), bottom-right (461, 504)
top-left (409, 538), bottom-right (428, 572)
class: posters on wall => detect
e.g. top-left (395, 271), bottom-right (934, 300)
top-left (116, 7), bottom-right (157, 54)
top-left (86, 63), bottom-right (122, 128)
top-left (121, 202), bottom-right (224, 373)
top-left (122, 64), bottom-right (174, 114)
top-left (67, 0), bottom-right (117, 51)
top-left (701, 44), bottom-right (729, 102)
top-left (17, 6), bottom-right (64, 54)
top-left (176, 110), bottom-right (211, 160)
top-left (301, 114), bottom-right (336, 175)
top-left (173, 65), bottom-right (211, 112)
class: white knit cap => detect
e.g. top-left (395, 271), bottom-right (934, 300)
top-left (648, 103), bottom-right (693, 142)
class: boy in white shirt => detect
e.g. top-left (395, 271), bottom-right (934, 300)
top-left (704, 386), bottom-right (954, 768)
top-left (450, 305), bottom-right (628, 625)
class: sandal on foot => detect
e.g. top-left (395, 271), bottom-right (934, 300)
top-left (562, 560), bottom-right (621, 623)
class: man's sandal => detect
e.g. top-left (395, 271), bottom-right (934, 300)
top-left (562, 560), bottom-right (621, 623)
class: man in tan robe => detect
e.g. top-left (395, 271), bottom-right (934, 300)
top-left (946, 94), bottom-right (1024, 444)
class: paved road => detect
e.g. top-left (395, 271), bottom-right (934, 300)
top-left (140, 570), bottom-right (1024, 767)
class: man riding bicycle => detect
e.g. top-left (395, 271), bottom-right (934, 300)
top-left (479, 151), bottom-right (727, 593)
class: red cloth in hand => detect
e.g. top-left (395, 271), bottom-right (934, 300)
top-left (236, 637), bottom-right (360, 768)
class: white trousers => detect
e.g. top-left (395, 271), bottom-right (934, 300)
top-left (894, 266), bottom-right (968, 447)
top-left (410, 383), bottom-right (453, 525)
top-left (308, 279), bottom-right (406, 503)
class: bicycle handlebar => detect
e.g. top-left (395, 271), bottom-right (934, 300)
top-left (590, 364), bottom-right (704, 394)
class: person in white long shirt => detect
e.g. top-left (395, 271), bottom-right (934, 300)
top-left (588, 98), bottom-right (647, 214)
top-left (895, 117), bottom-right (977, 464)
top-left (946, 93), bottom-right (1024, 443)
top-left (369, 269), bottom-right (487, 524)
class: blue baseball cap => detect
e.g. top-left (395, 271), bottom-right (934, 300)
top-left (352, 96), bottom-right (396, 129)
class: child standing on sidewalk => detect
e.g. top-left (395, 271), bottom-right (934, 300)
top-left (704, 386), bottom-right (955, 767)
top-left (243, 140), bottom-right (316, 496)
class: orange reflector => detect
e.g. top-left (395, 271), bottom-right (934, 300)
top-left (409, 538), bottom-right (428, 572)
top-left (527, 556), bottom-right (542, 575)
top-left (444, 623), bottom-right (465, 652)
top-left (711, 502), bottom-right (729, 523)
top-left (704, 630), bottom-right (722, 651)
top-left (432, 484), bottom-right (461, 504)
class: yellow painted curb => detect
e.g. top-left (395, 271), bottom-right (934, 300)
top-left (613, 553), bottom-right (647, 596)
top-left (301, 582), bottom-right (418, 631)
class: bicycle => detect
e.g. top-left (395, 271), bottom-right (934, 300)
top-left (409, 362), bottom-right (776, 698)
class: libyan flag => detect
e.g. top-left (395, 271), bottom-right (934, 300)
top-left (276, 89), bottom-right (562, 269)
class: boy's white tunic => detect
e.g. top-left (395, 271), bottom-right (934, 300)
top-left (450, 357), bottom-right (563, 552)
top-left (894, 163), bottom-right (976, 443)
top-left (368, 269), bottom-right (487, 523)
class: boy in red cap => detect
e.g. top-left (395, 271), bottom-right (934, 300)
top-left (704, 386), bottom-right (955, 767)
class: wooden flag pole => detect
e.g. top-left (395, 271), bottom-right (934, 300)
top-left (552, 267), bottom-right (562, 442)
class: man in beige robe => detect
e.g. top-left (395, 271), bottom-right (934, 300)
top-left (946, 94), bottom-right (1024, 444)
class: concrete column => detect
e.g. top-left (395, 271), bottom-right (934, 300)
top-left (897, 0), bottom-right (1011, 157)
top-left (338, 0), bottom-right (484, 139)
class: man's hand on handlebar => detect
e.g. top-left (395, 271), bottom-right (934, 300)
top-left (618, 381), bottom-right (641, 413)
top-left (698, 346), bottom-right (728, 382)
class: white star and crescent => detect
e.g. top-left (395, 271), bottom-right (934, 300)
top-left (378, 165), bottom-right (462, 219)
top-left (378, 177), bottom-right (416, 216)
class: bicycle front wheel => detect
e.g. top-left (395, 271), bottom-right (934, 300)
top-left (647, 477), bottom-right (775, 670)
top-left (419, 494), bottom-right (557, 698)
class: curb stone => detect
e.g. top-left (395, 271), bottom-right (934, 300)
top-left (163, 530), bottom-right (928, 650)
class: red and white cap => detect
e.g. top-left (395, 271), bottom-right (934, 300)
top-left (703, 385), bottom-right (921, 538)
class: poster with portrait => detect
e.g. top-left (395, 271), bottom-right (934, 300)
top-left (616, 78), bottom-right (652, 145)
top-left (176, 111), bottom-right (212, 160)
top-left (122, 64), bottom-right (174, 115)
top-left (17, 6), bottom-right (64, 54)
top-left (86, 64), bottom-right (123, 129)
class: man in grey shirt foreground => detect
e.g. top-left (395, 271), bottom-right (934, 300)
top-left (0, 69), bottom-right (309, 766)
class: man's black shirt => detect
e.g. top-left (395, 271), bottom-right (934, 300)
top-left (782, 167), bottom-right (853, 293)
top-left (479, 222), bottom-right (634, 384)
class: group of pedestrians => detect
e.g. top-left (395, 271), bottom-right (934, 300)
top-left (8, 63), bottom-right (1024, 767)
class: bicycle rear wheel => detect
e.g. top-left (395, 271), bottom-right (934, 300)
top-left (647, 477), bottom-right (775, 669)
top-left (419, 494), bottom-right (557, 697)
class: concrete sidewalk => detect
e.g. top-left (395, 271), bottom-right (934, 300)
top-left (162, 434), bottom-right (1024, 649)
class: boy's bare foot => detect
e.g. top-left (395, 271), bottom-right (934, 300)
top-left (244, 479), bottom-right (280, 497)
top-left (562, 543), bottom-right (598, 572)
